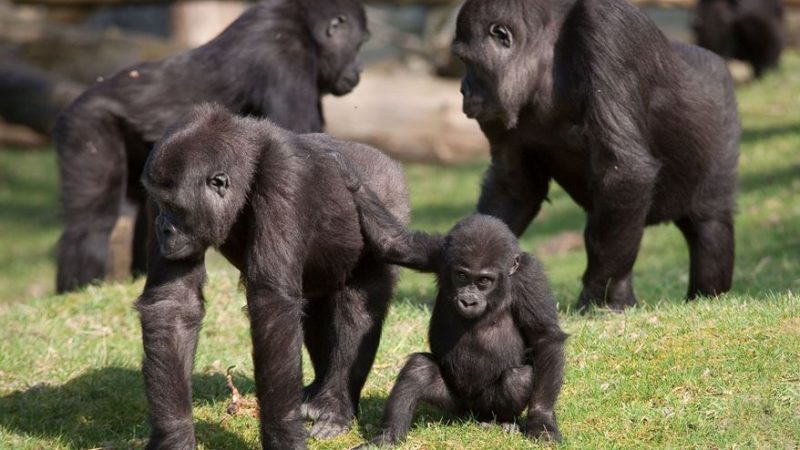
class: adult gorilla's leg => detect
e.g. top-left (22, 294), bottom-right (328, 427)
top-left (136, 245), bottom-right (206, 449)
top-left (56, 118), bottom-right (126, 292)
top-left (305, 261), bottom-right (394, 439)
top-left (675, 213), bottom-right (734, 299)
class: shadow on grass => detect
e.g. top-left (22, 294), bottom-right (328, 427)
top-left (741, 123), bottom-right (800, 145)
top-left (0, 366), bottom-right (251, 449)
top-left (738, 163), bottom-right (800, 193)
top-left (355, 394), bottom-right (460, 441)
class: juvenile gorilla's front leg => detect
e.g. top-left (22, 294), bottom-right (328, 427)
top-left (136, 249), bottom-right (206, 449)
top-left (247, 287), bottom-right (307, 450)
top-left (304, 262), bottom-right (394, 440)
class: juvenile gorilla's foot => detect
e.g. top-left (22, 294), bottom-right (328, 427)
top-left (523, 411), bottom-right (562, 443)
top-left (350, 430), bottom-right (402, 449)
top-left (302, 394), bottom-right (353, 439)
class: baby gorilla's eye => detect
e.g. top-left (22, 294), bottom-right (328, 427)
top-left (477, 277), bottom-right (493, 289)
top-left (455, 271), bottom-right (468, 282)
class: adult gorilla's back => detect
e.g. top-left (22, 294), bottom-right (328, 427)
top-left (55, 0), bottom-right (368, 293)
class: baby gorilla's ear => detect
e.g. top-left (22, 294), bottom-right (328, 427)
top-left (509, 254), bottom-right (520, 276)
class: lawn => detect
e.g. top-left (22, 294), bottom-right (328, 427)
top-left (0, 54), bottom-right (798, 449)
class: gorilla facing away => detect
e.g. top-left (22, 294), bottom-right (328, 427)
top-left (138, 104), bottom-right (409, 450)
top-left (693, 0), bottom-right (785, 78)
top-left (454, 0), bottom-right (740, 310)
top-left (330, 154), bottom-right (567, 447)
top-left (55, 0), bottom-right (368, 293)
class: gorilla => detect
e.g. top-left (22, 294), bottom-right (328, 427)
top-left (55, 0), bottom-right (368, 293)
top-left (453, 0), bottom-right (740, 310)
top-left (693, 0), bottom-right (785, 78)
top-left (137, 104), bottom-right (408, 449)
top-left (328, 156), bottom-right (567, 446)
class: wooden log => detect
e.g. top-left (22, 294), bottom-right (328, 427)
top-left (323, 69), bottom-right (488, 164)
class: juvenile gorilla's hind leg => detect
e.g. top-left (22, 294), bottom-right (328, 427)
top-left (675, 213), bottom-right (734, 299)
top-left (304, 262), bottom-right (394, 440)
top-left (56, 123), bottom-right (126, 293)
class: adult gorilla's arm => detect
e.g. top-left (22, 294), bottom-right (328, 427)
top-left (476, 138), bottom-right (551, 236)
top-left (135, 244), bottom-right (207, 449)
top-left (510, 254), bottom-right (568, 442)
top-left (330, 151), bottom-right (444, 273)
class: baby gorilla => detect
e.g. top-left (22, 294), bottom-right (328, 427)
top-left (332, 155), bottom-right (568, 446)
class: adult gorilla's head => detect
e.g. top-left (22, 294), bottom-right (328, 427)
top-left (142, 105), bottom-right (260, 260)
top-left (441, 215), bottom-right (521, 319)
top-left (304, 0), bottom-right (369, 96)
top-left (451, 0), bottom-right (558, 129)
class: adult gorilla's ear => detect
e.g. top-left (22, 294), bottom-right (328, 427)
top-left (208, 172), bottom-right (229, 198)
top-left (509, 254), bottom-right (520, 276)
top-left (326, 15), bottom-right (348, 37)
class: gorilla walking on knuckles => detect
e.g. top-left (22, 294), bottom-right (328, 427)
top-left (331, 155), bottom-right (567, 446)
top-left (454, 0), bottom-right (740, 310)
top-left (138, 104), bottom-right (409, 449)
top-left (55, 0), bottom-right (368, 292)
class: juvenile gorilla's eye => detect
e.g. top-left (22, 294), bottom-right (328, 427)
top-left (455, 271), bottom-right (468, 282)
top-left (477, 277), bottom-right (493, 288)
top-left (489, 23), bottom-right (513, 48)
top-left (207, 172), bottom-right (229, 197)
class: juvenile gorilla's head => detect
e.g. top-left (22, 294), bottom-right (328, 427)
top-left (692, 0), bottom-right (737, 57)
top-left (143, 105), bottom-right (260, 260)
top-left (452, 0), bottom-right (557, 129)
top-left (306, 0), bottom-right (370, 96)
top-left (441, 215), bottom-right (521, 320)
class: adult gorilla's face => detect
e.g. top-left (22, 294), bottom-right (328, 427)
top-left (313, 1), bottom-right (370, 96)
top-left (452, 0), bottom-right (555, 129)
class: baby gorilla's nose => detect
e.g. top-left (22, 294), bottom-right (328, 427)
top-left (157, 216), bottom-right (177, 237)
top-left (459, 297), bottom-right (478, 308)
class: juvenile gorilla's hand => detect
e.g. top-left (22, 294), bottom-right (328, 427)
top-left (324, 150), bottom-right (363, 192)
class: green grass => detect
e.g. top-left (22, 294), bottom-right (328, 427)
top-left (1, 54), bottom-right (799, 449)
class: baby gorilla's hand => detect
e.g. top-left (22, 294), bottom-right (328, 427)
top-left (323, 150), bottom-right (363, 192)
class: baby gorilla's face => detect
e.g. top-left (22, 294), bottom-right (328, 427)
top-left (449, 264), bottom-right (499, 319)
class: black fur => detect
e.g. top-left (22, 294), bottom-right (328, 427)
top-left (452, 0), bottom-right (740, 310)
top-left (55, 0), bottom-right (368, 292)
top-left (331, 156), bottom-right (567, 447)
top-left (137, 104), bottom-right (409, 450)
top-left (693, 0), bottom-right (784, 78)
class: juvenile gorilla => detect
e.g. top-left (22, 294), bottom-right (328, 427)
top-left (55, 0), bottom-right (368, 293)
top-left (332, 156), bottom-right (567, 446)
top-left (138, 105), bottom-right (409, 449)
top-left (454, 0), bottom-right (740, 310)
top-left (693, 0), bottom-right (784, 78)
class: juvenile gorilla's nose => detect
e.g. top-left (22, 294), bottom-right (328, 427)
top-left (157, 216), bottom-right (176, 236)
top-left (459, 297), bottom-right (478, 308)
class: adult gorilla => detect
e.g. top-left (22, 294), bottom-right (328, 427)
top-left (454, 0), bottom-right (740, 310)
top-left (55, 0), bottom-right (368, 293)
top-left (139, 104), bottom-right (409, 449)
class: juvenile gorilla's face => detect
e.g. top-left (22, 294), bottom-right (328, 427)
top-left (142, 106), bottom-right (256, 260)
top-left (314, 3), bottom-right (370, 96)
top-left (452, 0), bottom-right (552, 129)
top-left (449, 264), bottom-right (500, 319)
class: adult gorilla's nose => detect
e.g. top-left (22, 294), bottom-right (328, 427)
top-left (156, 216), bottom-right (176, 237)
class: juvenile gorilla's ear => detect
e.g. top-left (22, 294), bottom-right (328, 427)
top-left (327, 14), bottom-right (348, 37)
top-left (208, 172), bottom-right (230, 197)
top-left (509, 254), bottom-right (520, 276)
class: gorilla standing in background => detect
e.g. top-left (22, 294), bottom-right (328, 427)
top-left (139, 104), bottom-right (409, 449)
top-left (55, 0), bottom-right (368, 293)
top-left (453, 0), bottom-right (740, 311)
top-left (693, 0), bottom-right (785, 78)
